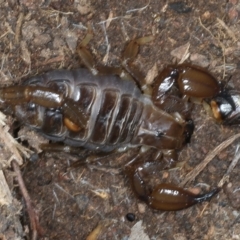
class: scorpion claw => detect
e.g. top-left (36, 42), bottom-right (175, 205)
top-left (148, 183), bottom-right (220, 211)
top-left (126, 159), bottom-right (220, 211)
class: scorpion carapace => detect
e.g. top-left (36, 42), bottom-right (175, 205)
top-left (0, 34), bottom-right (237, 211)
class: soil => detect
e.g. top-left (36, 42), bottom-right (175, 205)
top-left (1, 0), bottom-right (240, 239)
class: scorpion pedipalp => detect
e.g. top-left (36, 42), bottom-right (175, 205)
top-left (125, 149), bottom-right (219, 211)
top-left (148, 183), bottom-right (220, 211)
top-left (152, 64), bottom-right (221, 116)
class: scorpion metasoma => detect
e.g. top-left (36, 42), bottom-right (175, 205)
top-left (0, 32), bottom-right (239, 211)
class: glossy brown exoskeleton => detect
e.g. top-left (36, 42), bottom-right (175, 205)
top-left (0, 32), bottom-right (236, 211)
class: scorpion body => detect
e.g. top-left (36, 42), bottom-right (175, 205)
top-left (0, 34), bottom-right (238, 212)
top-left (2, 68), bottom-right (187, 152)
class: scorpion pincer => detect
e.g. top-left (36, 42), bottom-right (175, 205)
top-left (0, 34), bottom-right (238, 211)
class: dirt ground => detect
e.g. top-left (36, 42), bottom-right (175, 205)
top-left (1, 0), bottom-right (240, 239)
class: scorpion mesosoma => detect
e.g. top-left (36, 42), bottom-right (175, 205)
top-left (0, 34), bottom-right (239, 211)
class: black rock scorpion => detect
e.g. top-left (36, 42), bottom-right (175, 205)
top-left (1, 32), bottom-right (239, 211)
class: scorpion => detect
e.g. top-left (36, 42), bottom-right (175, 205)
top-left (0, 32), bottom-right (239, 211)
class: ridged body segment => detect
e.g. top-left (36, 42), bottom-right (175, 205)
top-left (15, 69), bottom-right (144, 151)
top-left (9, 68), bottom-right (187, 152)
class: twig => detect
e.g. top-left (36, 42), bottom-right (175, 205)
top-left (34, 55), bottom-right (65, 67)
top-left (216, 18), bottom-right (237, 42)
top-left (126, 1), bottom-right (150, 13)
top-left (181, 133), bottom-right (240, 187)
top-left (12, 160), bottom-right (44, 240)
top-left (198, 17), bottom-right (226, 80)
top-left (218, 148), bottom-right (240, 187)
top-left (15, 12), bottom-right (24, 44)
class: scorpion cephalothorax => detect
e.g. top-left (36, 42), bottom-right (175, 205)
top-left (0, 31), bottom-right (238, 211)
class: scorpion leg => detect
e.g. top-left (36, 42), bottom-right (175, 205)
top-left (77, 27), bottom-right (97, 75)
top-left (121, 36), bottom-right (155, 94)
top-left (77, 30), bottom-right (155, 92)
top-left (77, 28), bottom-right (124, 77)
top-left (125, 148), bottom-right (220, 211)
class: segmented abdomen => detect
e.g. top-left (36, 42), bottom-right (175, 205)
top-left (17, 69), bottom-right (144, 151)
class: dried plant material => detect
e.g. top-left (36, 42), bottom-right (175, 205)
top-left (86, 223), bottom-right (103, 240)
top-left (0, 111), bottom-right (6, 125)
top-left (86, 220), bottom-right (111, 240)
top-left (190, 53), bottom-right (210, 68)
top-left (12, 160), bottom-right (44, 240)
top-left (33, 33), bottom-right (51, 46)
top-left (21, 20), bottom-right (40, 41)
top-left (145, 63), bottom-right (158, 85)
top-left (170, 42), bottom-right (190, 64)
top-left (0, 30), bottom-right (11, 39)
top-left (15, 12), bottom-right (24, 44)
top-left (1, 125), bottom-right (27, 166)
top-left (65, 30), bottom-right (78, 53)
top-left (218, 149), bottom-right (240, 187)
top-left (0, 171), bottom-right (13, 206)
top-left (41, 8), bottom-right (74, 16)
top-left (181, 133), bottom-right (240, 187)
top-left (34, 55), bottom-right (65, 67)
top-left (19, 0), bottom-right (43, 9)
top-left (137, 203), bottom-right (146, 214)
top-left (126, 1), bottom-right (150, 13)
top-left (91, 189), bottom-right (110, 199)
top-left (105, 11), bottom-right (114, 29)
top-left (102, 41), bottom-right (110, 64)
top-left (97, 14), bottom-right (132, 26)
top-left (18, 127), bottom-right (48, 153)
top-left (173, 233), bottom-right (188, 240)
top-left (224, 46), bottom-right (238, 56)
top-left (217, 18), bottom-right (237, 42)
top-left (20, 41), bottom-right (31, 65)
top-left (129, 221), bottom-right (150, 240)
top-left (202, 11), bottom-right (211, 20)
top-left (0, 112), bottom-right (31, 167)
top-left (4, 22), bottom-right (15, 37)
top-left (101, 12), bottom-right (114, 64)
top-left (76, 0), bottom-right (94, 15)
top-left (0, 201), bottom-right (24, 239)
top-left (198, 17), bottom-right (226, 79)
